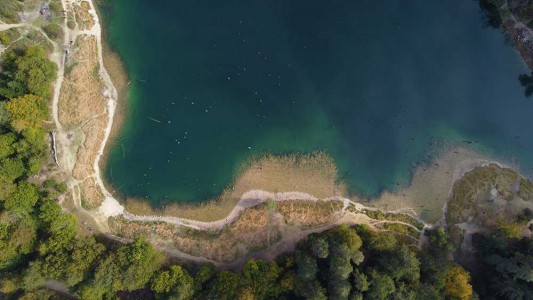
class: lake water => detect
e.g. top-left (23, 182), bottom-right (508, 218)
top-left (101, 0), bottom-right (533, 205)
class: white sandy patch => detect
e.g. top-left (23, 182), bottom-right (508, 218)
top-left (99, 197), bottom-right (124, 217)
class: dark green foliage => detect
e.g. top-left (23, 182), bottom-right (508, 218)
top-left (151, 265), bottom-right (194, 300)
top-left (470, 233), bottom-right (533, 299)
top-left (207, 271), bottom-right (242, 300)
top-left (5, 181), bottom-right (39, 214)
top-left (0, 213), bottom-right (37, 270)
top-left (0, 46), bottom-right (57, 99)
top-left (366, 270), bottom-right (395, 300)
top-left (297, 253), bottom-right (318, 281)
top-left (79, 238), bottom-right (163, 298)
top-left (309, 235), bottom-right (329, 258)
top-left (478, 0), bottom-right (503, 29)
top-left (43, 23), bottom-right (63, 41)
top-left (425, 226), bottom-right (454, 258)
top-left (242, 259), bottom-right (282, 299)
top-left (377, 245), bottom-right (420, 284)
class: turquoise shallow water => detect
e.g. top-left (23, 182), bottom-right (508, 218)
top-left (101, 0), bottom-right (533, 205)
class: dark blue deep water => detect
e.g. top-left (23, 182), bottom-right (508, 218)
top-left (101, 0), bottom-right (533, 204)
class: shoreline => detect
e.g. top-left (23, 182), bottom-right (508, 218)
top-left (58, 0), bottom-right (529, 232)
top-left (42, 0), bottom-right (533, 264)
top-left (93, 1), bottom-right (130, 191)
top-left (88, 0), bottom-right (533, 219)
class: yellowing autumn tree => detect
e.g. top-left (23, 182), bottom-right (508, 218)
top-left (444, 265), bottom-right (473, 300)
top-left (4, 94), bottom-right (48, 131)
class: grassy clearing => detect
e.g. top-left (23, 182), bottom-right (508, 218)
top-left (447, 164), bottom-right (519, 225)
top-left (446, 164), bottom-right (533, 241)
top-left (1, 27), bottom-right (53, 54)
top-left (0, 0), bottom-right (22, 23)
top-left (378, 222), bottom-right (421, 239)
top-left (361, 209), bottom-right (425, 230)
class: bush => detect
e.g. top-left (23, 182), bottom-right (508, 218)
top-left (43, 23), bottom-right (63, 41)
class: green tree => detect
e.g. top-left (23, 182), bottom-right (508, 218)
top-left (208, 271), bottom-right (242, 300)
top-left (0, 212), bottom-right (37, 270)
top-left (84, 238), bottom-right (162, 296)
top-left (327, 224), bottom-right (363, 252)
top-left (328, 278), bottom-right (351, 300)
top-left (18, 127), bottom-right (48, 174)
top-left (0, 46), bottom-right (58, 99)
top-left (38, 200), bottom-right (62, 224)
top-left (242, 259), bottom-right (282, 299)
top-left (296, 253), bottom-right (318, 281)
top-left (0, 271), bottom-right (23, 293)
top-left (308, 235), bottom-right (329, 258)
top-left (0, 156), bottom-right (25, 182)
top-left (22, 260), bottom-right (46, 290)
top-left (0, 102), bottom-right (10, 124)
top-left (38, 213), bottom-right (77, 255)
top-left (0, 132), bottom-right (16, 159)
top-left (151, 265), bottom-right (194, 300)
top-left (5, 94), bottom-right (48, 131)
top-left (328, 244), bottom-right (353, 279)
top-left (194, 263), bottom-right (216, 293)
top-left (299, 280), bottom-right (327, 300)
top-left (352, 269), bottom-right (369, 293)
top-left (378, 245), bottom-right (420, 284)
top-left (366, 271), bottom-right (395, 300)
top-left (37, 236), bottom-right (106, 289)
top-left (5, 181), bottom-right (39, 214)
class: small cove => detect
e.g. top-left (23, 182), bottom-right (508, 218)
top-left (101, 0), bottom-right (533, 205)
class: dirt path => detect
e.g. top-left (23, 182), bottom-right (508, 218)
top-left (120, 190), bottom-right (424, 232)
top-left (504, 0), bottom-right (533, 42)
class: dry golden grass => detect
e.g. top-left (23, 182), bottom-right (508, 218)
top-left (277, 200), bottom-right (344, 227)
top-left (58, 36), bottom-right (108, 185)
top-left (229, 152), bottom-right (345, 198)
top-left (80, 177), bottom-right (104, 209)
top-left (110, 204), bottom-right (283, 262)
top-left (59, 35), bottom-right (105, 127)
top-left (74, 1), bottom-right (94, 30)
top-left (123, 152), bottom-right (346, 222)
